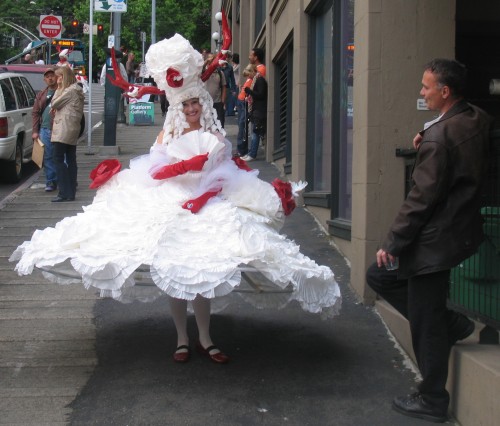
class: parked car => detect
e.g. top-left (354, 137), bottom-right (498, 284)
top-left (0, 71), bottom-right (36, 183)
top-left (0, 64), bottom-right (47, 93)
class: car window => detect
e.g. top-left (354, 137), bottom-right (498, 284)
top-left (21, 72), bottom-right (46, 94)
top-left (20, 77), bottom-right (36, 106)
top-left (11, 76), bottom-right (29, 108)
top-left (0, 78), bottom-right (17, 111)
top-left (69, 51), bottom-right (84, 63)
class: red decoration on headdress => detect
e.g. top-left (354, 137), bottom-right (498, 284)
top-left (166, 68), bottom-right (183, 88)
top-left (89, 159), bottom-right (122, 189)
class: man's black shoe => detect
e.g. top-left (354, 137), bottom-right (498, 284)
top-left (392, 393), bottom-right (448, 423)
top-left (449, 312), bottom-right (475, 346)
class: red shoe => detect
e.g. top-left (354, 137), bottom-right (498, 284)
top-left (196, 342), bottom-right (230, 364)
top-left (173, 345), bottom-right (191, 363)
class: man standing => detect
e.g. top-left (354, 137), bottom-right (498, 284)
top-left (125, 52), bottom-right (136, 83)
top-left (220, 59), bottom-right (236, 116)
top-left (366, 59), bottom-right (492, 422)
top-left (249, 48), bottom-right (266, 78)
top-left (203, 54), bottom-right (226, 128)
top-left (32, 67), bottom-right (58, 192)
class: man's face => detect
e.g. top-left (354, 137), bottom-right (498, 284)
top-left (249, 51), bottom-right (256, 64)
top-left (44, 72), bottom-right (57, 88)
top-left (420, 70), bottom-right (446, 112)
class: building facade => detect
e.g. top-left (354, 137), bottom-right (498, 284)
top-left (218, 1), bottom-right (500, 424)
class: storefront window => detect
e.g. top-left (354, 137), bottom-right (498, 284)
top-left (307, 0), bottom-right (354, 227)
top-left (310, 6), bottom-right (333, 192)
top-left (338, 0), bottom-right (354, 220)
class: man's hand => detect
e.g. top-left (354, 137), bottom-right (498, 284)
top-left (376, 248), bottom-right (397, 269)
top-left (413, 133), bottom-right (423, 150)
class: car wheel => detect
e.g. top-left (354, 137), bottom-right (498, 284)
top-left (2, 137), bottom-right (23, 183)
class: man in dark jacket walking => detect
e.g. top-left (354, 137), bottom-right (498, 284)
top-left (366, 59), bottom-right (492, 423)
top-left (32, 67), bottom-right (58, 192)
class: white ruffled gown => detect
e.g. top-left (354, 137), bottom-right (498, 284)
top-left (10, 130), bottom-right (341, 318)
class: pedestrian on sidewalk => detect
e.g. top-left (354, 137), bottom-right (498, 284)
top-left (32, 66), bottom-right (58, 192)
top-left (50, 66), bottom-right (84, 202)
top-left (11, 31), bottom-right (341, 367)
top-left (235, 65), bottom-right (253, 157)
top-left (220, 57), bottom-right (236, 116)
top-left (202, 53), bottom-right (226, 128)
top-left (366, 58), bottom-right (492, 423)
top-left (242, 65), bottom-right (267, 162)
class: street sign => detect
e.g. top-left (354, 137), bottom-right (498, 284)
top-left (95, 0), bottom-right (128, 13)
top-left (108, 35), bottom-right (115, 48)
top-left (83, 23), bottom-right (90, 35)
top-left (39, 15), bottom-right (62, 39)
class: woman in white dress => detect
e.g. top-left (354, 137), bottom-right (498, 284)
top-left (10, 32), bottom-right (341, 364)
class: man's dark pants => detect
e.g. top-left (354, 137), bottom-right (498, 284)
top-left (213, 102), bottom-right (225, 128)
top-left (366, 263), bottom-right (452, 411)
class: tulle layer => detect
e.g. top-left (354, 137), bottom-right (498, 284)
top-left (10, 131), bottom-right (341, 317)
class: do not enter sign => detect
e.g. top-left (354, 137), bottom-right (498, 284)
top-left (39, 15), bottom-right (62, 39)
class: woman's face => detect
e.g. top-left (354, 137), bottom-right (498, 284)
top-left (55, 72), bottom-right (63, 85)
top-left (182, 98), bottom-right (202, 125)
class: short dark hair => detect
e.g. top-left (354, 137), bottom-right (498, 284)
top-left (424, 58), bottom-right (467, 98)
top-left (252, 48), bottom-right (265, 64)
top-left (232, 53), bottom-right (240, 64)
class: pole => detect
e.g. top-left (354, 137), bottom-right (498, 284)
top-left (86, 0), bottom-right (94, 154)
top-left (113, 12), bottom-right (126, 124)
top-left (151, 0), bottom-right (156, 44)
top-left (48, 38), bottom-right (52, 66)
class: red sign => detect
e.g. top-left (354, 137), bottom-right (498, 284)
top-left (39, 15), bottom-right (62, 39)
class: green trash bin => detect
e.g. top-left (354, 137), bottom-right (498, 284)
top-left (450, 207), bottom-right (500, 321)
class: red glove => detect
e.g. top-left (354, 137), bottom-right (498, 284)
top-left (182, 190), bottom-right (221, 214)
top-left (271, 179), bottom-right (296, 216)
top-left (151, 153), bottom-right (209, 180)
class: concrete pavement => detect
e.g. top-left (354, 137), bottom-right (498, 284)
top-left (0, 107), bottom-right (438, 425)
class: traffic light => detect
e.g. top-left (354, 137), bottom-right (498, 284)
top-left (97, 24), bottom-right (104, 37)
top-left (72, 19), bottom-right (79, 29)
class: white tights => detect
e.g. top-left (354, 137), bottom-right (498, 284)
top-left (169, 295), bottom-right (214, 349)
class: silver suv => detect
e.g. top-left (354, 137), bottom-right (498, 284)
top-left (0, 71), bottom-right (36, 183)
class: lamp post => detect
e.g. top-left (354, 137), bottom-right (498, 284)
top-left (212, 11), bottom-right (223, 52)
top-left (211, 31), bottom-right (220, 52)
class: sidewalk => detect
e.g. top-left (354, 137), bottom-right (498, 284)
top-left (0, 108), bottom-right (429, 425)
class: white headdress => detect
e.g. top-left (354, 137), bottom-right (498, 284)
top-left (59, 49), bottom-right (69, 58)
top-left (145, 34), bottom-right (225, 144)
top-left (109, 12), bottom-right (232, 145)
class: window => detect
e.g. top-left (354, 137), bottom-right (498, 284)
top-left (255, 0), bottom-right (266, 36)
top-left (21, 77), bottom-right (36, 106)
top-left (273, 41), bottom-right (293, 170)
top-left (0, 79), bottom-right (17, 111)
top-left (336, 0), bottom-right (354, 222)
top-left (11, 77), bottom-right (29, 108)
top-left (307, 3), bottom-right (333, 193)
top-left (306, 0), bottom-right (354, 237)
